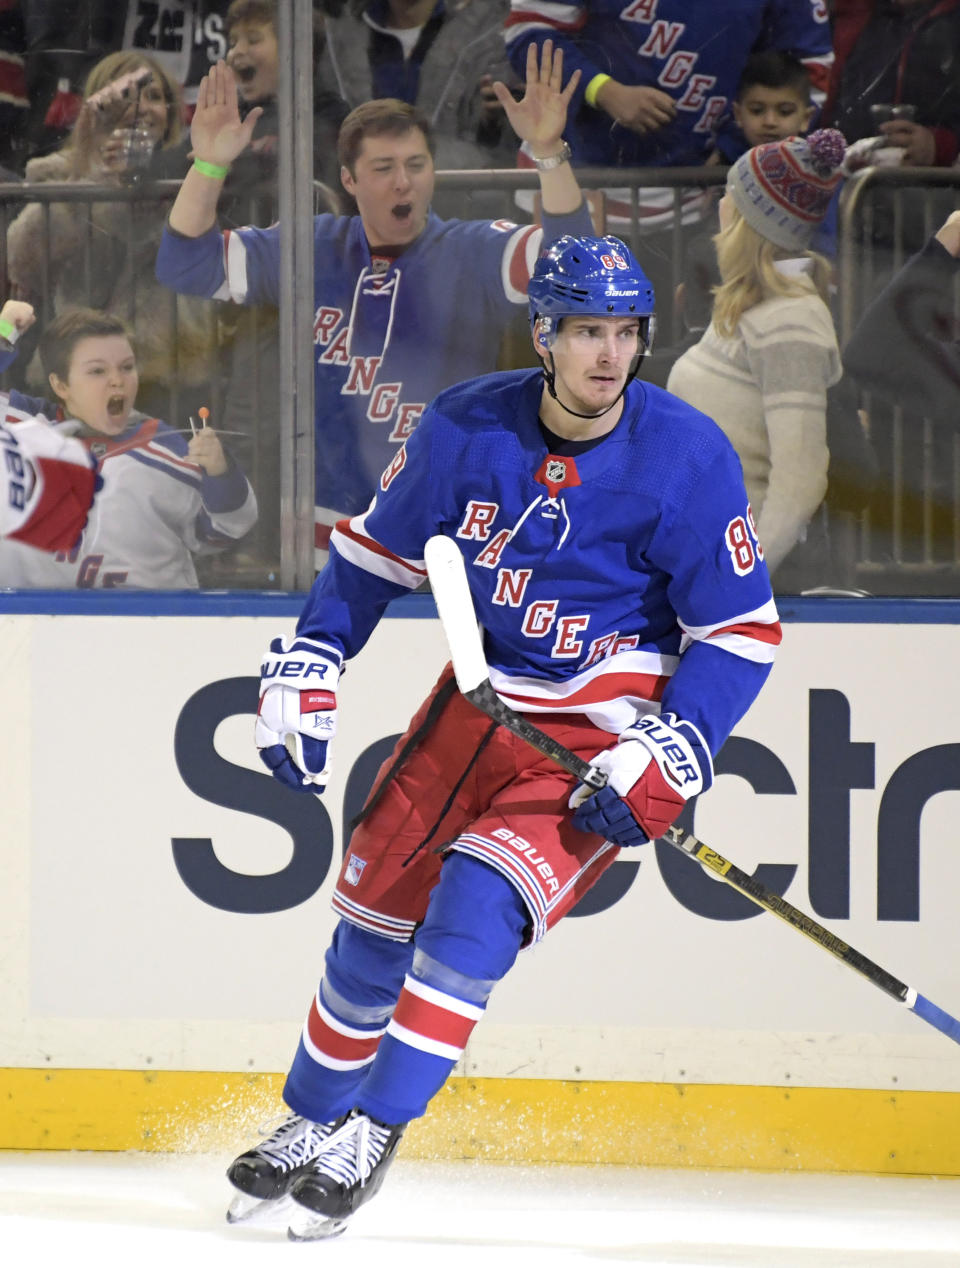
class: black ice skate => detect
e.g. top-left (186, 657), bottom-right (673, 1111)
top-left (286, 1109), bottom-right (406, 1241)
top-left (225, 1111), bottom-right (345, 1224)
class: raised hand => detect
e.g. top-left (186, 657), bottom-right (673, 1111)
top-left (492, 39), bottom-right (580, 157)
top-left (70, 69), bottom-right (152, 175)
top-left (86, 67), bottom-right (152, 119)
top-left (191, 60), bottom-right (263, 167)
top-left (0, 299), bottom-right (36, 342)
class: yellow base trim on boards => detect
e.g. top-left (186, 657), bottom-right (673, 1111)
top-left (3, 1069), bottom-right (960, 1176)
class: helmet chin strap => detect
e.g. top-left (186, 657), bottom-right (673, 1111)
top-left (541, 352), bottom-right (642, 421)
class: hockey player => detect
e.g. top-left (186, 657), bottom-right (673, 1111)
top-left (155, 41), bottom-right (595, 567)
top-left (0, 303), bottom-right (99, 553)
top-left (0, 307), bottom-right (257, 588)
top-left (226, 235), bottom-right (782, 1241)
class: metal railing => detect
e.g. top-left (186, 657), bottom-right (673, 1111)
top-left (2, 164), bottom-right (958, 595)
top-left (837, 167), bottom-right (960, 593)
top-left (433, 164), bottom-right (727, 345)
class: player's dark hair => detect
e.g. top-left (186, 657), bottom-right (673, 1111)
top-left (735, 50), bottom-right (811, 102)
top-left (338, 99), bottom-right (435, 173)
top-left (39, 309), bottom-right (134, 384)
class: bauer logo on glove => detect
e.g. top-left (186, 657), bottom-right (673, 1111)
top-left (630, 715), bottom-right (703, 790)
top-left (262, 657), bottom-right (336, 683)
top-left (569, 711), bottom-right (712, 848)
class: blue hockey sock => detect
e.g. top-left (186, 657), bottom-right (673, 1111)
top-left (284, 920), bottom-right (414, 1123)
top-left (357, 853), bottom-right (528, 1124)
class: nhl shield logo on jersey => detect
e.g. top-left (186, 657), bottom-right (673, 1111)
top-left (344, 854), bottom-right (367, 886)
top-left (535, 453), bottom-right (582, 500)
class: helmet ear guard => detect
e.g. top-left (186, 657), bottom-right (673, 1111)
top-left (533, 315), bottom-right (558, 350)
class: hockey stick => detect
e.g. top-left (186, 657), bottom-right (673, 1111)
top-left (423, 534), bottom-right (960, 1048)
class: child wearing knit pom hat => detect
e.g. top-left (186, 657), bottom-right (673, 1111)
top-left (666, 129), bottom-right (846, 583)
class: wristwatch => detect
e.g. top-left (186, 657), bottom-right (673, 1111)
top-left (530, 141), bottom-right (572, 171)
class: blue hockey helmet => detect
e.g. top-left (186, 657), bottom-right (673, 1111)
top-left (527, 234), bottom-right (656, 352)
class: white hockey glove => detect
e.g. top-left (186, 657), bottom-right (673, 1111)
top-left (569, 712), bottom-right (712, 847)
top-left (0, 418), bottom-right (99, 551)
top-left (255, 635), bottom-right (342, 793)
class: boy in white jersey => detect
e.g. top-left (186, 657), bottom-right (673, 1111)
top-left (0, 307), bottom-right (257, 589)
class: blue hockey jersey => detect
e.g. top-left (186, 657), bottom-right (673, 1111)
top-left (296, 369), bottom-right (781, 758)
top-left (156, 204), bottom-right (592, 566)
top-left (505, 0), bottom-right (834, 168)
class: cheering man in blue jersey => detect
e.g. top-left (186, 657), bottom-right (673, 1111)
top-left (157, 42), bottom-right (595, 567)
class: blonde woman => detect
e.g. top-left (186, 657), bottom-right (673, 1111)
top-left (7, 51), bottom-right (218, 420)
top-left (59, 50), bottom-right (185, 175)
top-left (667, 130), bottom-right (845, 576)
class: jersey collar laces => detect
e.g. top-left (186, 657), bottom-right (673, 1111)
top-left (506, 490), bottom-right (574, 551)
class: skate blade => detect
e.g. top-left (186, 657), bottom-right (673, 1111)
top-left (226, 1191), bottom-right (296, 1226)
top-left (286, 1208), bottom-right (349, 1242)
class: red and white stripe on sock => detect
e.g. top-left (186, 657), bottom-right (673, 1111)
top-left (301, 988), bottom-right (387, 1071)
top-left (385, 974), bottom-right (484, 1060)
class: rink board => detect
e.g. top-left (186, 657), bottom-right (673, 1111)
top-left (2, 595), bottom-right (960, 1173)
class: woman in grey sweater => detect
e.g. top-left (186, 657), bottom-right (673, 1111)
top-left (667, 131), bottom-right (846, 577)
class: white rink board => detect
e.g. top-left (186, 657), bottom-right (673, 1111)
top-left (2, 608), bottom-right (960, 1091)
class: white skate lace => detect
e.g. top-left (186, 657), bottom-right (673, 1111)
top-left (256, 1113), bottom-right (333, 1172)
top-left (312, 1113), bottom-right (393, 1190)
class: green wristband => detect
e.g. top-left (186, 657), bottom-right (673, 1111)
top-left (0, 317), bottom-right (17, 343)
top-left (585, 73), bottom-right (612, 109)
top-left (193, 158), bottom-right (231, 180)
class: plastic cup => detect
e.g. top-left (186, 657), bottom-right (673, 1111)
top-left (111, 125), bottom-right (155, 177)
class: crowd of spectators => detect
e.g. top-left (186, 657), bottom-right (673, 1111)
top-left (0, 0), bottom-right (958, 595)
top-left (6, 53), bottom-right (220, 422)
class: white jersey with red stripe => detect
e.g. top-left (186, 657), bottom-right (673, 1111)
top-left (0, 401), bottom-right (257, 589)
top-left (0, 402), bottom-right (98, 553)
top-left (295, 369), bottom-right (781, 757)
top-left (156, 205), bottom-right (593, 562)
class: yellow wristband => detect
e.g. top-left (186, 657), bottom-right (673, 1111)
top-left (585, 74), bottom-right (612, 109)
top-left (193, 158), bottom-right (230, 180)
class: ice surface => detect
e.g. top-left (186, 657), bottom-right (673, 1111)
top-left (2, 1152), bottom-right (960, 1267)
